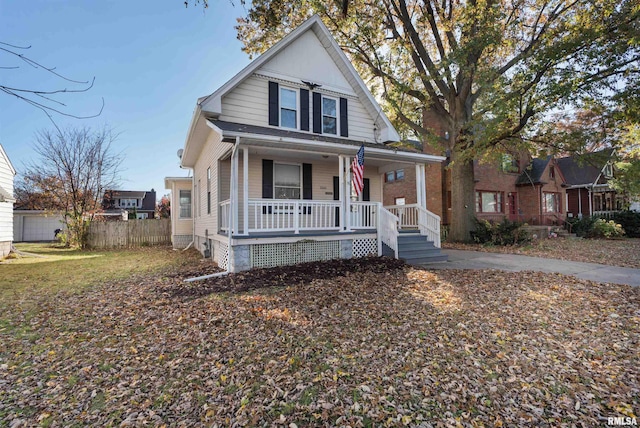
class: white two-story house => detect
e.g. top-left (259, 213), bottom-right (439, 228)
top-left (0, 144), bottom-right (16, 257)
top-left (166, 15), bottom-right (446, 272)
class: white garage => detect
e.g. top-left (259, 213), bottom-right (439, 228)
top-left (13, 210), bottom-right (65, 242)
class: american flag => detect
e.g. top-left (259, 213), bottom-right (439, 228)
top-left (351, 144), bottom-right (365, 196)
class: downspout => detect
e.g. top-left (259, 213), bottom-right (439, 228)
top-left (183, 137), bottom-right (239, 282)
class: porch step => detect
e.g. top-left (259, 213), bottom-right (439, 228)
top-left (396, 233), bottom-right (448, 265)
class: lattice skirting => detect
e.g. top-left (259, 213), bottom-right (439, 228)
top-left (217, 241), bottom-right (229, 271)
top-left (250, 241), bottom-right (341, 269)
top-left (353, 238), bottom-right (378, 258)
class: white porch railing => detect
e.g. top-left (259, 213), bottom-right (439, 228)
top-left (416, 205), bottom-right (441, 248)
top-left (220, 199), bottom-right (231, 232)
top-left (247, 199), bottom-right (341, 233)
top-left (386, 203), bottom-right (441, 248)
top-left (377, 205), bottom-right (399, 258)
top-left (350, 201), bottom-right (379, 229)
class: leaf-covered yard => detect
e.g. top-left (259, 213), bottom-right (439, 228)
top-left (444, 238), bottom-right (640, 269)
top-left (1, 249), bottom-right (638, 426)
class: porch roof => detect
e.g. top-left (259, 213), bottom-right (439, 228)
top-left (208, 120), bottom-right (446, 164)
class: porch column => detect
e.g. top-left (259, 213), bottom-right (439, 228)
top-left (588, 188), bottom-right (593, 216)
top-left (578, 188), bottom-right (582, 217)
top-left (242, 147), bottom-right (249, 235)
top-left (345, 156), bottom-right (352, 231)
top-left (231, 139), bottom-right (240, 235)
top-left (338, 155), bottom-right (344, 231)
top-left (415, 163), bottom-right (427, 210)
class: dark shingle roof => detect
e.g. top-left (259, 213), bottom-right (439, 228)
top-left (209, 120), bottom-right (418, 153)
top-left (556, 148), bottom-right (614, 186)
top-left (516, 156), bottom-right (551, 185)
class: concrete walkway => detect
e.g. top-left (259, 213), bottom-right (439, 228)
top-left (423, 249), bottom-right (640, 287)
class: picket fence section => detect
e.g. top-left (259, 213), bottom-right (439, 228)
top-left (87, 219), bottom-right (171, 248)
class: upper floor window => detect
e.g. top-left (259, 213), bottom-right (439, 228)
top-left (476, 191), bottom-right (503, 213)
top-left (604, 163), bottom-right (613, 178)
top-left (500, 154), bottom-right (520, 173)
top-left (549, 165), bottom-right (556, 179)
top-left (179, 190), bottom-right (192, 218)
top-left (280, 88), bottom-right (297, 129)
top-left (322, 96), bottom-right (337, 134)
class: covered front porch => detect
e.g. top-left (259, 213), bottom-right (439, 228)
top-left (205, 120), bottom-right (445, 271)
top-left (217, 141), bottom-right (443, 249)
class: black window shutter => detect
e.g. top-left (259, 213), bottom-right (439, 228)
top-left (268, 82), bottom-right (279, 126)
top-left (300, 89), bottom-right (309, 131)
top-left (340, 97), bottom-right (348, 137)
top-left (303, 163), bottom-right (313, 200)
top-left (262, 159), bottom-right (273, 198)
top-left (362, 178), bottom-right (370, 201)
top-left (333, 176), bottom-right (340, 227)
top-left (312, 92), bottom-right (322, 134)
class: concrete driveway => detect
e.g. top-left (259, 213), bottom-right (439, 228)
top-left (424, 249), bottom-right (640, 287)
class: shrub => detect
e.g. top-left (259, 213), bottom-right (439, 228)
top-left (612, 211), bottom-right (640, 238)
top-left (565, 216), bottom-right (597, 237)
top-left (471, 218), bottom-right (531, 246)
top-left (590, 218), bottom-right (625, 239)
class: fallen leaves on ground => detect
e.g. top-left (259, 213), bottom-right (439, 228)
top-left (1, 256), bottom-right (638, 427)
top-left (444, 238), bottom-right (640, 269)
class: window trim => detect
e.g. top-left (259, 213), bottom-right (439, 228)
top-left (321, 95), bottom-right (338, 135)
top-left (273, 161), bottom-right (302, 200)
top-left (475, 190), bottom-right (504, 213)
top-left (279, 86), bottom-right (298, 130)
top-left (179, 189), bottom-right (192, 219)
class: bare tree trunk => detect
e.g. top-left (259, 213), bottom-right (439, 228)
top-left (448, 148), bottom-right (476, 242)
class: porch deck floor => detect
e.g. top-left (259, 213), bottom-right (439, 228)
top-left (221, 229), bottom-right (376, 239)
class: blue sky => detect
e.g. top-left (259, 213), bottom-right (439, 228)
top-left (0, 0), bottom-right (252, 200)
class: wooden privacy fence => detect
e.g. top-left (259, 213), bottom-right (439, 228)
top-left (87, 219), bottom-right (171, 248)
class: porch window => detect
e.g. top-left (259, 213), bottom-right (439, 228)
top-left (476, 191), bottom-right (503, 213)
top-left (274, 163), bottom-right (301, 199)
top-left (280, 88), bottom-right (297, 129)
top-left (179, 190), bottom-right (192, 218)
top-left (385, 171), bottom-right (395, 182)
top-left (322, 96), bottom-right (337, 134)
top-left (543, 192), bottom-right (561, 213)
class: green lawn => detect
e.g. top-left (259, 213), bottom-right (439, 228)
top-left (0, 243), bottom-right (199, 303)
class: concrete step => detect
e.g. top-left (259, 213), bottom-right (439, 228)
top-left (402, 254), bottom-right (449, 264)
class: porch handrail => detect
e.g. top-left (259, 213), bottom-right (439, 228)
top-left (377, 203), bottom-right (399, 258)
top-left (248, 199), bottom-right (341, 233)
top-left (220, 199), bottom-right (231, 232)
top-left (415, 205), bottom-right (441, 248)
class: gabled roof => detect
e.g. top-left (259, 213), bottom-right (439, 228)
top-left (0, 143), bottom-right (16, 176)
top-left (516, 156), bottom-right (551, 186)
top-left (197, 15), bottom-right (400, 143)
top-left (557, 148), bottom-right (615, 186)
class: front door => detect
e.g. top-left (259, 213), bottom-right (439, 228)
top-left (508, 193), bottom-right (518, 221)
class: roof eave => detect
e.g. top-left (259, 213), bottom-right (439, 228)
top-left (220, 129), bottom-right (445, 164)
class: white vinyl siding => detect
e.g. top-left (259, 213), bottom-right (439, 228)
top-left (219, 75), bottom-right (380, 143)
top-left (0, 147), bottom-right (14, 244)
top-left (193, 131), bottom-right (233, 240)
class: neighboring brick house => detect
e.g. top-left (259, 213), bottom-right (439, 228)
top-left (102, 189), bottom-right (157, 220)
top-left (557, 149), bottom-right (623, 218)
top-left (384, 110), bottom-right (568, 226)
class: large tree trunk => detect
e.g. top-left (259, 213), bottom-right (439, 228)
top-left (448, 148), bottom-right (476, 242)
